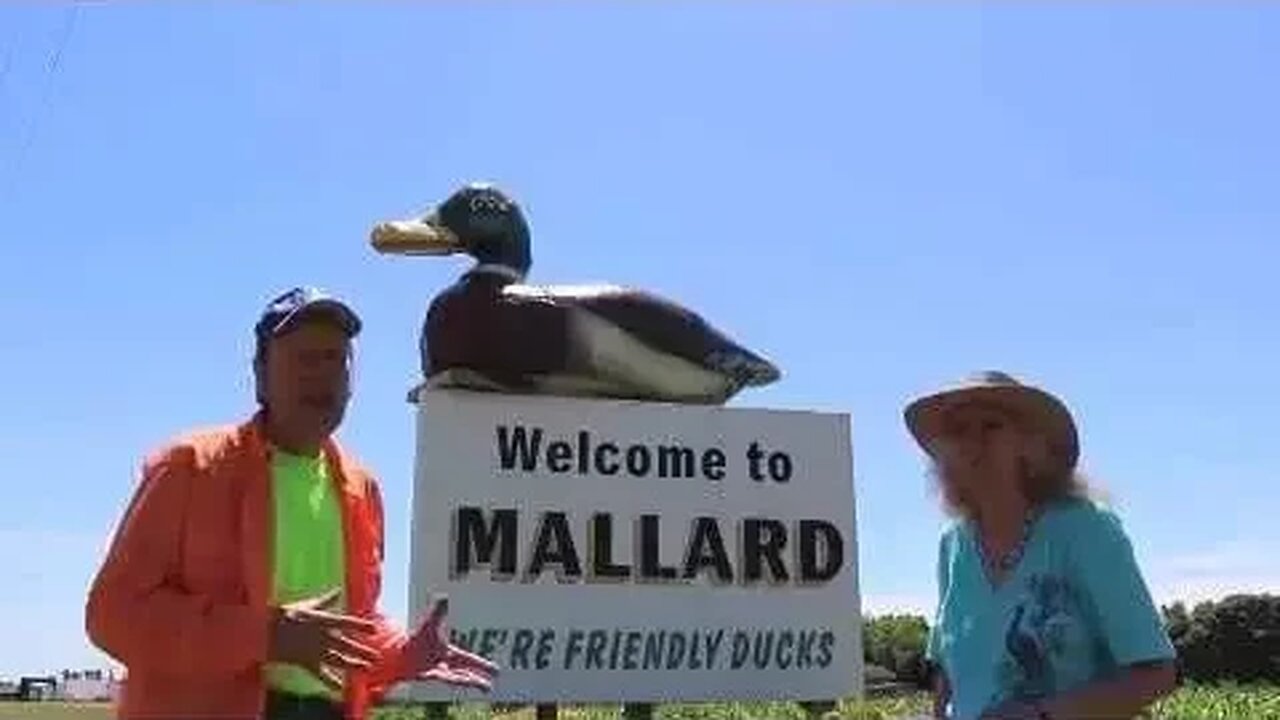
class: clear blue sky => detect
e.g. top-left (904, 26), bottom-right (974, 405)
top-left (1, 4), bottom-right (1276, 678)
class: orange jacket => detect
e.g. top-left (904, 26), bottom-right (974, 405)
top-left (86, 413), bottom-right (409, 720)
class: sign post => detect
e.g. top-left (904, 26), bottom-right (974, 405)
top-left (391, 388), bottom-right (863, 710)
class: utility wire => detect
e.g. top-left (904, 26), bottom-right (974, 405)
top-left (0, 44), bottom-right (13, 97)
top-left (1, 4), bottom-right (79, 207)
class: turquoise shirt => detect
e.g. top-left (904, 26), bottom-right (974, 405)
top-left (926, 498), bottom-right (1175, 720)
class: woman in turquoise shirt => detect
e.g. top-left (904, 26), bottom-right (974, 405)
top-left (904, 371), bottom-right (1178, 720)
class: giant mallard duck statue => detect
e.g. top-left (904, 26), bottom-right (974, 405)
top-left (370, 182), bottom-right (781, 405)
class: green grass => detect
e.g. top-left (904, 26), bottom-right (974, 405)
top-left (368, 685), bottom-right (1280, 719)
top-left (1149, 682), bottom-right (1280, 719)
top-left (2, 685), bottom-right (1277, 719)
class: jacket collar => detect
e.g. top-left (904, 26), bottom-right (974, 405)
top-left (240, 411), bottom-right (367, 500)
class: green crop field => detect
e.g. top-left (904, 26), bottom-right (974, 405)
top-left (2, 685), bottom-right (1277, 720)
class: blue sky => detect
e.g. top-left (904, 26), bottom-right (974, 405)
top-left (1, 4), bottom-right (1277, 678)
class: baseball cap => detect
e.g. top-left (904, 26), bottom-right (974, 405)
top-left (254, 286), bottom-right (362, 344)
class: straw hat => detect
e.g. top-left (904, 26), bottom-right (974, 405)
top-left (904, 370), bottom-right (1080, 473)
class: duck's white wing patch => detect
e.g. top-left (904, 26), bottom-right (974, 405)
top-left (530, 373), bottom-right (642, 398)
top-left (571, 309), bottom-right (732, 403)
top-left (423, 368), bottom-right (511, 392)
top-left (502, 283), bottom-right (629, 301)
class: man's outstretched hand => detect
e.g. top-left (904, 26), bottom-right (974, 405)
top-left (397, 595), bottom-right (499, 691)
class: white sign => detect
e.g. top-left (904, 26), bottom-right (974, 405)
top-left (396, 389), bottom-right (862, 704)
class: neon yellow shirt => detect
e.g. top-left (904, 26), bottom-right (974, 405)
top-left (263, 447), bottom-right (347, 699)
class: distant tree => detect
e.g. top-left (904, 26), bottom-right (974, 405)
top-left (863, 613), bottom-right (931, 688)
top-left (1162, 593), bottom-right (1279, 684)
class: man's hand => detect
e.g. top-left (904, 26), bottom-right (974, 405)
top-left (397, 595), bottom-right (499, 691)
top-left (268, 588), bottom-right (382, 692)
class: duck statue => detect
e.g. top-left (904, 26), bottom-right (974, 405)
top-left (370, 182), bottom-right (781, 405)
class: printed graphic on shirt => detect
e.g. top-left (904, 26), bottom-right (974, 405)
top-left (996, 572), bottom-right (1087, 701)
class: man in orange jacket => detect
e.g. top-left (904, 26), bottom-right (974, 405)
top-left (86, 286), bottom-right (498, 720)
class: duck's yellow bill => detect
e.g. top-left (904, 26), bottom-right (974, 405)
top-left (370, 215), bottom-right (461, 256)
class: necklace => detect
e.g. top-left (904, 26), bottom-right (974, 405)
top-left (979, 509), bottom-right (1039, 583)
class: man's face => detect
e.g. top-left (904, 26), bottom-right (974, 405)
top-left (258, 317), bottom-right (353, 446)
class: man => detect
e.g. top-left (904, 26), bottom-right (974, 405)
top-left (86, 286), bottom-right (498, 720)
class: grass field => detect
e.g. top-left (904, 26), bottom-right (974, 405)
top-left (1, 685), bottom-right (1277, 719)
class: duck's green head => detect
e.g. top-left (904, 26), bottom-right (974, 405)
top-left (371, 182), bottom-right (532, 278)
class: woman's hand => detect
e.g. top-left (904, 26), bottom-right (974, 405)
top-left (396, 595), bottom-right (500, 691)
top-left (931, 668), bottom-right (951, 718)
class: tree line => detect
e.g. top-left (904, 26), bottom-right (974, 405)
top-left (862, 592), bottom-right (1279, 688)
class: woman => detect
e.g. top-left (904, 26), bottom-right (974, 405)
top-left (904, 371), bottom-right (1177, 720)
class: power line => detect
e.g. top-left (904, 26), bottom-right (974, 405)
top-left (1, 4), bottom-right (79, 207)
top-left (0, 45), bottom-right (13, 96)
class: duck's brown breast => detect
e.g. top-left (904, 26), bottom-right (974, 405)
top-left (423, 276), bottom-right (575, 386)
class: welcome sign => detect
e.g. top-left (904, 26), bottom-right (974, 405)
top-left (395, 389), bottom-right (863, 704)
